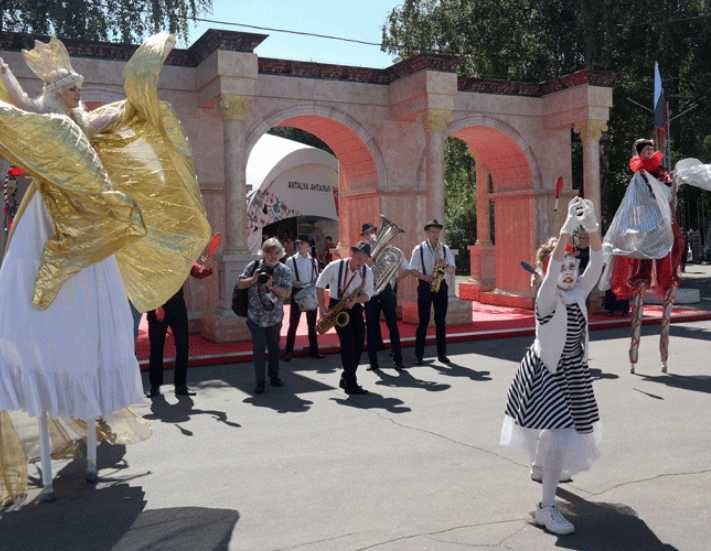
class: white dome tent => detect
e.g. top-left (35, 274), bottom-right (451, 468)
top-left (246, 133), bottom-right (339, 255)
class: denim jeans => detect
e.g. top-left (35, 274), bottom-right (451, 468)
top-left (247, 319), bottom-right (282, 385)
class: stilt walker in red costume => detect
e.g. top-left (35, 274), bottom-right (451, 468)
top-left (601, 139), bottom-right (684, 374)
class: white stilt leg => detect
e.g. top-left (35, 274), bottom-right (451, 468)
top-left (38, 413), bottom-right (56, 502)
top-left (86, 418), bottom-right (97, 484)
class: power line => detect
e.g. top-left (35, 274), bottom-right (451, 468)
top-left (192, 17), bottom-right (387, 48)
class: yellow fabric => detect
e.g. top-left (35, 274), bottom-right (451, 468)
top-left (0, 410), bottom-right (150, 506)
top-left (0, 32), bottom-right (209, 506)
top-left (0, 31), bottom-right (211, 311)
top-left (0, 103), bottom-right (146, 309)
top-left (92, 34), bottom-right (212, 312)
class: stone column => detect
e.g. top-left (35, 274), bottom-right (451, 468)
top-left (461, 163), bottom-right (496, 298)
top-left (422, 108), bottom-right (452, 221)
top-left (475, 163), bottom-right (491, 246)
top-left (400, 108), bottom-right (472, 325)
top-left (201, 94), bottom-right (255, 342)
top-left (575, 119), bottom-right (608, 217)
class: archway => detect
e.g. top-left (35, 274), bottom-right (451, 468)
top-left (246, 106), bottom-right (387, 249)
top-left (447, 116), bottom-right (543, 303)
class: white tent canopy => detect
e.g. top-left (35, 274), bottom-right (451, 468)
top-left (246, 134), bottom-right (338, 253)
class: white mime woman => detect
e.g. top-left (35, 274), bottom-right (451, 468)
top-left (500, 197), bottom-right (603, 536)
top-left (0, 34), bottom-right (211, 505)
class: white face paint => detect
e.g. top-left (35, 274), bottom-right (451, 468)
top-left (557, 254), bottom-right (579, 291)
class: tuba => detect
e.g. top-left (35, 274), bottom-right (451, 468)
top-left (371, 214), bottom-right (405, 296)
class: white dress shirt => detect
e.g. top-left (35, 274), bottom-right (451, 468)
top-left (287, 253), bottom-right (318, 287)
top-left (316, 258), bottom-right (375, 300)
top-left (409, 240), bottom-right (455, 275)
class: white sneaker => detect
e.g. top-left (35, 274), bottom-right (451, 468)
top-left (530, 465), bottom-right (573, 483)
top-left (531, 503), bottom-right (575, 535)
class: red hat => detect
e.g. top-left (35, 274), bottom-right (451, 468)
top-left (7, 166), bottom-right (25, 178)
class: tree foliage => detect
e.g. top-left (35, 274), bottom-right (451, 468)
top-left (382, 1), bottom-right (711, 256)
top-left (0, 0), bottom-right (212, 43)
top-left (443, 137), bottom-right (476, 272)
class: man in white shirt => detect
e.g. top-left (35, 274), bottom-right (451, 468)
top-left (409, 219), bottom-right (456, 364)
top-left (316, 241), bottom-right (374, 395)
top-left (360, 222), bottom-right (414, 370)
top-left (283, 235), bottom-right (324, 361)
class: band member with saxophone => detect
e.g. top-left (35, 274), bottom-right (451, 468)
top-left (410, 219), bottom-right (456, 365)
top-left (316, 241), bottom-right (375, 395)
top-left (361, 223), bottom-right (413, 370)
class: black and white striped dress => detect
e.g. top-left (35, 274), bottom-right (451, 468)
top-left (504, 303), bottom-right (600, 434)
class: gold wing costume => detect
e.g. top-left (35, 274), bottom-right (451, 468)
top-left (0, 33), bottom-right (211, 505)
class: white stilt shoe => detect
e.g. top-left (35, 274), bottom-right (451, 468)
top-left (531, 503), bottom-right (575, 535)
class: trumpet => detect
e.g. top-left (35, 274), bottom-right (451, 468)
top-left (316, 287), bottom-right (366, 334)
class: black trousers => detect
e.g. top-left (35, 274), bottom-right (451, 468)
top-left (332, 298), bottom-right (365, 386)
top-left (415, 281), bottom-right (448, 359)
top-left (148, 294), bottom-right (189, 388)
top-left (366, 285), bottom-right (402, 365)
top-left (285, 295), bottom-right (319, 354)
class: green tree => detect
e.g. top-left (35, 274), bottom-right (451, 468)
top-left (443, 137), bottom-right (476, 273)
top-left (0, 0), bottom-right (212, 43)
top-left (382, 0), bottom-right (711, 239)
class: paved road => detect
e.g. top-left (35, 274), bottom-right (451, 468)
top-left (2, 321), bottom-right (710, 550)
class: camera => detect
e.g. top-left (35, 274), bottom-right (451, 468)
top-left (257, 266), bottom-right (274, 284)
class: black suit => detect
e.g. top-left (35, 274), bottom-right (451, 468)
top-left (366, 284), bottom-right (402, 366)
top-left (148, 287), bottom-right (189, 389)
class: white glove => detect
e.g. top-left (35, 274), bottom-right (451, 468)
top-left (560, 197), bottom-right (583, 235)
top-left (580, 199), bottom-right (599, 232)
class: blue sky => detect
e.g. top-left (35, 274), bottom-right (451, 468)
top-left (187, 0), bottom-right (403, 68)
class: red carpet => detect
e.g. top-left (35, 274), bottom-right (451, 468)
top-left (135, 302), bottom-right (711, 370)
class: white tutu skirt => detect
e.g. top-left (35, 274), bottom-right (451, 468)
top-left (500, 415), bottom-right (602, 475)
top-left (0, 193), bottom-right (145, 419)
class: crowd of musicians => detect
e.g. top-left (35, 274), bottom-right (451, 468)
top-left (231, 217), bottom-right (457, 396)
top-left (143, 216), bottom-right (456, 397)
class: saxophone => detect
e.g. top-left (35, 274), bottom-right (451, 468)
top-left (316, 283), bottom-right (366, 334)
top-left (430, 248), bottom-right (447, 294)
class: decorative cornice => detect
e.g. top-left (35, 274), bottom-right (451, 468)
top-left (219, 94), bottom-right (252, 120)
top-left (0, 30), bottom-right (616, 95)
top-left (458, 69), bottom-right (617, 98)
top-left (0, 28), bottom-right (267, 67)
top-left (258, 58), bottom-right (392, 84)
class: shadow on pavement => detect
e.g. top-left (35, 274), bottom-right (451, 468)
top-left (589, 368), bottom-right (620, 381)
top-left (429, 360), bottom-right (492, 382)
top-left (638, 374), bottom-right (711, 395)
top-left (4, 445), bottom-right (239, 551)
top-left (3, 487), bottom-right (238, 551)
top-left (243, 387), bottom-right (315, 414)
top-left (372, 368), bottom-right (451, 392)
top-left (552, 487), bottom-right (678, 550)
top-left (330, 391), bottom-right (411, 413)
top-left (144, 395), bottom-right (241, 436)
top-left (669, 324), bottom-right (711, 342)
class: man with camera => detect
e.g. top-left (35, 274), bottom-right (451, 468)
top-left (238, 238), bottom-right (292, 394)
top-left (283, 235), bottom-right (324, 361)
top-left (316, 241), bottom-right (374, 395)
